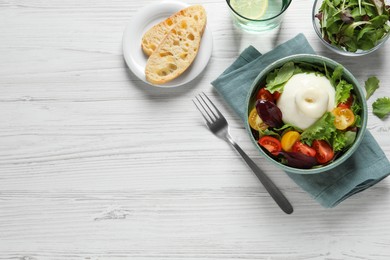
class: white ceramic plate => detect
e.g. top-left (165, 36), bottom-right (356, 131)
top-left (122, 1), bottom-right (213, 88)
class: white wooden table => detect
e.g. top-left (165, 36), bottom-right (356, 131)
top-left (1, 0), bottom-right (390, 259)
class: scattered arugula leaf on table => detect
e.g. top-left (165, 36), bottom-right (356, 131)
top-left (372, 97), bottom-right (390, 119)
top-left (364, 76), bottom-right (380, 100)
top-left (361, 75), bottom-right (390, 119)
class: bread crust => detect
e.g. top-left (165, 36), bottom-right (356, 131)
top-left (145, 17), bottom-right (201, 85)
top-left (141, 5), bottom-right (206, 56)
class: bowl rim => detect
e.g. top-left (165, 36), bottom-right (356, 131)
top-left (226, 0), bottom-right (292, 22)
top-left (245, 54), bottom-right (368, 174)
top-left (311, 0), bottom-right (390, 56)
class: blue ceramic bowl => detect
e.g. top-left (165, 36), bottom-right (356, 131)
top-left (245, 54), bottom-right (368, 174)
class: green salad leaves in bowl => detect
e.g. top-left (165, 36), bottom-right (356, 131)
top-left (245, 54), bottom-right (368, 174)
top-left (312, 0), bottom-right (390, 56)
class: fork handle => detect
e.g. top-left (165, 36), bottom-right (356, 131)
top-left (226, 136), bottom-right (294, 214)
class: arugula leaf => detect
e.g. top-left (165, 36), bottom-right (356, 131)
top-left (372, 97), bottom-right (390, 119)
top-left (296, 62), bottom-right (327, 74)
top-left (343, 21), bottom-right (371, 37)
top-left (265, 62), bottom-right (295, 93)
top-left (331, 65), bottom-right (344, 86)
top-left (357, 25), bottom-right (376, 41)
top-left (344, 131), bottom-right (357, 148)
top-left (370, 0), bottom-right (385, 15)
top-left (300, 112), bottom-right (336, 146)
top-left (358, 0), bottom-right (362, 14)
top-left (259, 128), bottom-right (280, 139)
top-left (371, 14), bottom-right (389, 28)
top-left (274, 123), bottom-right (303, 135)
top-left (365, 4), bottom-right (377, 17)
top-left (364, 76), bottom-right (380, 100)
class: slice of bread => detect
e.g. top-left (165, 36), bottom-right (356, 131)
top-left (141, 5), bottom-right (206, 56)
top-left (145, 17), bottom-right (201, 85)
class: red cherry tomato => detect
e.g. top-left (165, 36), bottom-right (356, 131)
top-left (256, 88), bottom-right (274, 102)
top-left (292, 141), bottom-right (316, 157)
top-left (338, 94), bottom-right (354, 109)
top-left (312, 140), bottom-right (334, 164)
top-left (258, 136), bottom-right (281, 155)
top-left (337, 103), bottom-right (350, 109)
top-left (272, 91), bottom-right (281, 101)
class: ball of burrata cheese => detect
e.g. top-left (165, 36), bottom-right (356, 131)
top-left (277, 73), bottom-right (336, 130)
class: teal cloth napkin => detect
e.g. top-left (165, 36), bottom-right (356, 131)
top-left (211, 33), bottom-right (390, 208)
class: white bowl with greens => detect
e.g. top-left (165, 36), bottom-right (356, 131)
top-left (312, 0), bottom-right (390, 56)
top-left (245, 54), bottom-right (368, 174)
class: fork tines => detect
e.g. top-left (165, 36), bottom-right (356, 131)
top-left (192, 92), bottom-right (222, 124)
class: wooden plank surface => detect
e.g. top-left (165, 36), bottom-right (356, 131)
top-left (1, 0), bottom-right (390, 259)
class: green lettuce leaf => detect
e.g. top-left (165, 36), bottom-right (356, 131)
top-left (300, 112), bottom-right (336, 146)
top-left (331, 130), bottom-right (348, 152)
top-left (373, 97), bottom-right (390, 119)
top-left (259, 128), bottom-right (280, 139)
top-left (331, 130), bottom-right (356, 151)
top-left (331, 130), bottom-right (357, 152)
top-left (335, 80), bottom-right (354, 104)
top-left (300, 112), bottom-right (357, 152)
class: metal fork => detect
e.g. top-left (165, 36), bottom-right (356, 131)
top-left (193, 92), bottom-right (293, 214)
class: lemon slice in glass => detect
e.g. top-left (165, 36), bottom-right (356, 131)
top-left (230, 0), bottom-right (269, 20)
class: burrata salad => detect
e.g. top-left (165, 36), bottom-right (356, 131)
top-left (248, 61), bottom-right (362, 169)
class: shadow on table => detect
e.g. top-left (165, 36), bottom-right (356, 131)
top-left (122, 59), bottom-right (210, 100)
top-left (315, 41), bottom-right (387, 79)
top-left (227, 19), bottom-right (284, 54)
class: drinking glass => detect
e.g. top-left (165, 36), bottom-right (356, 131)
top-left (226, 0), bottom-right (292, 33)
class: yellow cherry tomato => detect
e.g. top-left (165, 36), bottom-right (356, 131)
top-left (248, 107), bottom-right (267, 131)
top-left (281, 131), bottom-right (301, 152)
top-left (332, 107), bottom-right (355, 130)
